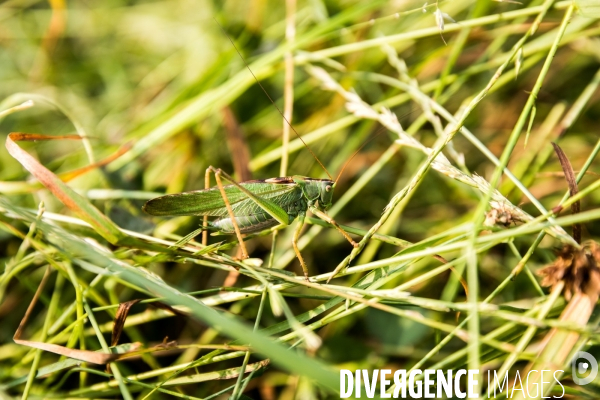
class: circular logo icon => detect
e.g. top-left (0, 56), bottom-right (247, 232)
top-left (571, 351), bottom-right (598, 385)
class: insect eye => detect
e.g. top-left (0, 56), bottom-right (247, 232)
top-left (325, 185), bottom-right (331, 192)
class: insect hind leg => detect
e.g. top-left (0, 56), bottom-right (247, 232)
top-left (292, 214), bottom-right (310, 281)
top-left (206, 166), bottom-right (249, 259)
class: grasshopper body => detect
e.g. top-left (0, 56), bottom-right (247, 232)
top-left (143, 172), bottom-right (354, 280)
top-left (143, 176), bottom-right (333, 234)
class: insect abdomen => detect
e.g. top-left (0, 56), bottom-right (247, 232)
top-left (213, 213), bottom-right (284, 234)
top-left (212, 191), bottom-right (307, 234)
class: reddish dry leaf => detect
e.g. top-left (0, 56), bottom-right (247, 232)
top-left (222, 107), bottom-right (252, 182)
top-left (7, 132), bottom-right (131, 182)
top-left (5, 132), bottom-right (127, 243)
top-left (111, 299), bottom-right (142, 347)
top-left (551, 142), bottom-right (581, 243)
top-left (14, 267), bottom-right (141, 365)
top-left (15, 273), bottom-right (185, 365)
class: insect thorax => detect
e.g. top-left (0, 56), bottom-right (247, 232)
top-left (293, 176), bottom-right (334, 210)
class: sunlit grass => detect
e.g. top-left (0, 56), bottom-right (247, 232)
top-left (1, 1), bottom-right (599, 399)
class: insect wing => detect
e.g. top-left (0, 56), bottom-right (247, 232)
top-left (143, 181), bottom-right (298, 217)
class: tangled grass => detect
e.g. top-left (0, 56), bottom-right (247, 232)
top-left (0, 0), bottom-right (599, 398)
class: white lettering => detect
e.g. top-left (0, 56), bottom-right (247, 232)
top-left (438, 370), bottom-right (452, 397)
top-left (511, 370), bottom-right (524, 398)
top-left (364, 369), bottom-right (378, 398)
top-left (393, 370), bottom-right (406, 398)
top-left (553, 370), bottom-right (565, 398)
top-left (526, 370), bottom-right (539, 398)
top-left (380, 369), bottom-right (391, 398)
top-left (455, 370), bottom-right (466, 399)
top-left (340, 370), bottom-right (353, 398)
top-left (468, 370), bottom-right (478, 398)
top-left (338, 368), bottom-right (566, 399)
top-left (492, 370), bottom-right (509, 397)
top-left (541, 370), bottom-right (551, 398)
top-left (424, 370), bottom-right (435, 398)
top-left (408, 369), bottom-right (422, 398)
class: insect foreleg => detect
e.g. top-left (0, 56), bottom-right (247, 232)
top-left (209, 166), bottom-right (249, 259)
top-left (292, 214), bottom-right (309, 281)
top-left (309, 206), bottom-right (359, 248)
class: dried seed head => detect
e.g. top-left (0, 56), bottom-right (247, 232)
top-left (345, 97), bottom-right (379, 119)
top-left (306, 65), bottom-right (339, 91)
top-left (484, 202), bottom-right (522, 227)
top-left (515, 47), bottom-right (523, 78)
top-left (434, 8), bottom-right (445, 32)
top-left (537, 241), bottom-right (600, 300)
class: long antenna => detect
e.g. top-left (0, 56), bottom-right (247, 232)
top-left (214, 18), bottom-right (333, 180)
top-left (335, 126), bottom-right (385, 183)
top-left (335, 109), bottom-right (418, 183)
